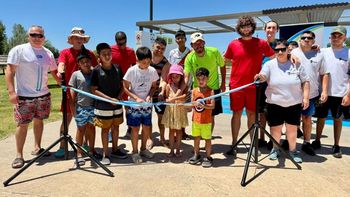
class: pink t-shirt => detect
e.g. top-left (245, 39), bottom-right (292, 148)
top-left (224, 37), bottom-right (274, 88)
top-left (111, 45), bottom-right (137, 75)
top-left (58, 48), bottom-right (98, 82)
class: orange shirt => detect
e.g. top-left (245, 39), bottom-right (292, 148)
top-left (192, 87), bottom-right (213, 124)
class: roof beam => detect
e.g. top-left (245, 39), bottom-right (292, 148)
top-left (208, 20), bottom-right (236, 32)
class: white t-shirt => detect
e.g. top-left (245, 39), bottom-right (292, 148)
top-left (291, 48), bottom-right (327, 99)
top-left (321, 47), bottom-right (350, 97)
top-left (7, 43), bottom-right (57, 97)
top-left (123, 64), bottom-right (159, 101)
top-left (261, 58), bottom-right (309, 107)
top-left (168, 47), bottom-right (190, 64)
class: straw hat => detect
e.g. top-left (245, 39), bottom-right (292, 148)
top-left (67, 27), bottom-right (90, 45)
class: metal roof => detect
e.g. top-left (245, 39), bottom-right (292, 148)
top-left (136, 2), bottom-right (350, 34)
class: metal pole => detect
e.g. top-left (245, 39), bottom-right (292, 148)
top-left (150, 0), bottom-right (153, 33)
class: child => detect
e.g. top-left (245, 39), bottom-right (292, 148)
top-left (189, 68), bottom-right (215, 167)
top-left (161, 64), bottom-right (188, 157)
top-left (91, 43), bottom-right (127, 165)
top-left (123, 46), bottom-right (159, 164)
top-left (69, 54), bottom-right (101, 166)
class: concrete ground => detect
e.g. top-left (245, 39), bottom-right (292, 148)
top-left (1, 113), bottom-right (350, 197)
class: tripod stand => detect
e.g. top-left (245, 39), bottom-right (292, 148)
top-left (4, 73), bottom-right (113, 187)
top-left (231, 81), bottom-right (301, 187)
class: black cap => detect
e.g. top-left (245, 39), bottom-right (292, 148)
top-left (76, 53), bottom-right (91, 61)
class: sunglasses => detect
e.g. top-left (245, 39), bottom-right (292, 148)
top-left (29, 33), bottom-right (44, 38)
top-left (274, 47), bottom-right (287, 53)
top-left (300, 36), bottom-right (314, 40)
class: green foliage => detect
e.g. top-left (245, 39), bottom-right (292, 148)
top-left (44, 40), bottom-right (60, 58)
top-left (7, 24), bottom-right (27, 51)
top-left (345, 37), bottom-right (350, 48)
top-left (0, 21), bottom-right (8, 54)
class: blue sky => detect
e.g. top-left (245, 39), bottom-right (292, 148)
top-left (0, 0), bottom-right (348, 53)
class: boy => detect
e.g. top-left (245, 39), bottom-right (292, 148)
top-left (123, 46), bottom-right (159, 164)
top-left (91, 43), bottom-right (127, 165)
top-left (69, 54), bottom-right (101, 165)
top-left (189, 68), bottom-right (215, 167)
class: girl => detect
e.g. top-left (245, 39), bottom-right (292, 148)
top-left (162, 64), bottom-right (188, 157)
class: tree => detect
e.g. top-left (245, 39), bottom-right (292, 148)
top-left (7, 24), bottom-right (27, 50)
top-left (0, 21), bottom-right (8, 54)
top-left (345, 37), bottom-right (350, 48)
top-left (44, 40), bottom-right (60, 58)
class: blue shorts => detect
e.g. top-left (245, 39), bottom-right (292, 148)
top-left (75, 106), bottom-right (95, 127)
top-left (127, 106), bottom-right (152, 127)
top-left (302, 97), bottom-right (318, 116)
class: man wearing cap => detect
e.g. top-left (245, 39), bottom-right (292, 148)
top-left (313, 26), bottom-right (350, 158)
top-left (5, 25), bottom-right (60, 168)
top-left (55, 27), bottom-right (98, 158)
top-left (290, 30), bottom-right (329, 156)
top-left (111, 31), bottom-right (137, 138)
top-left (184, 32), bottom-right (226, 135)
top-left (224, 16), bottom-right (274, 156)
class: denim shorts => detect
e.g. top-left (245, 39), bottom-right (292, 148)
top-left (75, 106), bottom-right (95, 127)
top-left (127, 106), bottom-right (152, 127)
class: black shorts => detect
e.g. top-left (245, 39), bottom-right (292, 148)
top-left (267, 103), bottom-right (302, 127)
top-left (152, 97), bottom-right (165, 114)
top-left (212, 89), bottom-right (223, 116)
top-left (314, 96), bottom-right (350, 119)
top-left (258, 82), bottom-right (268, 113)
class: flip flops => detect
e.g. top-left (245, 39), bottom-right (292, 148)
top-left (31, 148), bottom-right (51, 157)
top-left (12, 158), bottom-right (24, 169)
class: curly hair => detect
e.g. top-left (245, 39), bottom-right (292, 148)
top-left (236, 15), bottom-right (256, 36)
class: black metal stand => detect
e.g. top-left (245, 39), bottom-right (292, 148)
top-left (4, 73), bottom-right (114, 187)
top-left (232, 81), bottom-right (302, 187)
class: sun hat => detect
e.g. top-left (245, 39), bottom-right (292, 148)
top-left (67, 27), bottom-right (90, 45)
top-left (331, 26), bottom-right (347, 36)
top-left (190, 32), bottom-right (205, 43)
top-left (167, 64), bottom-right (184, 82)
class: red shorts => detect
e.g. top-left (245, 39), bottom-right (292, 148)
top-left (229, 86), bottom-right (256, 112)
top-left (15, 94), bottom-right (51, 124)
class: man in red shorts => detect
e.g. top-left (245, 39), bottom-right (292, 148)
top-left (224, 16), bottom-right (274, 156)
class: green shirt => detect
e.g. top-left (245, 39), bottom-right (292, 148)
top-left (184, 46), bottom-right (225, 90)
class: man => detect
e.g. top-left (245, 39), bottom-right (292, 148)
top-left (224, 16), bottom-right (274, 156)
top-left (291, 31), bottom-right (328, 156)
top-left (5, 25), bottom-right (60, 168)
top-left (111, 31), bottom-right (137, 139)
top-left (184, 32), bottom-right (226, 135)
top-left (313, 26), bottom-right (350, 158)
top-left (168, 30), bottom-right (191, 140)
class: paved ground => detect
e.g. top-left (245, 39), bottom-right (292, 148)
top-left (1, 113), bottom-right (350, 196)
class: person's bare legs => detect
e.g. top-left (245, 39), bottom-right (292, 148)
top-left (270, 125), bottom-right (283, 148)
top-left (246, 110), bottom-right (255, 140)
top-left (315, 118), bottom-right (326, 141)
top-left (111, 125), bottom-right (120, 152)
top-left (141, 125), bottom-right (151, 151)
top-left (286, 124), bottom-right (297, 151)
top-left (101, 128), bottom-right (110, 157)
top-left (205, 139), bottom-right (212, 158)
top-left (259, 113), bottom-right (267, 141)
top-left (158, 114), bottom-right (165, 143)
top-left (175, 129), bottom-right (182, 156)
top-left (131, 126), bottom-right (140, 154)
top-left (15, 123), bottom-right (29, 159)
top-left (302, 115), bottom-right (312, 142)
top-left (87, 123), bottom-right (96, 153)
top-left (33, 118), bottom-right (44, 151)
top-left (58, 113), bottom-right (73, 148)
top-left (334, 118), bottom-right (342, 146)
top-left (168, 129), bottom-right (175, 156)
top-left (193, 137), bottom-right (200, 155)
top-left (231, 110), bottom-right (243, 145)
top-left (76, 125), bottom-right (86, 157)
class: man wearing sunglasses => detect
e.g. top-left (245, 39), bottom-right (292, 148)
top-left (313, 26), bottom-right (350, 158)
top-left (5, 25), bottom-right (60, 168)
top-left (290, 31), bottom-right (329, 156)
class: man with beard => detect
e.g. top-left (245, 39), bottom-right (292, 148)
top-left (224, 16), bottom-right (274, 156)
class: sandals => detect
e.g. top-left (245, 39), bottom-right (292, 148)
top-left (31, 148), bottom-right (51, 157)
top-left (12, 158), bottom-right (25, 169)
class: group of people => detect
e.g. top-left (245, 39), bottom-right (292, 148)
top-left (5, 15), bottom-right (350, 169)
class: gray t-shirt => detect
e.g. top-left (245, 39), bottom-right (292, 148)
top-left (69, 70), bottom-right (94, 107)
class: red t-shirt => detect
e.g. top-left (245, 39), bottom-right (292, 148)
top-left (58, 48), bottom-right (98, 82)
top-left (224, 37), bottom-right (274, 88)
top-left (111, 45), bottom-right (137, 75)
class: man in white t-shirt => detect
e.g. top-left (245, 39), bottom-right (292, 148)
top-left (5, 25), bottom-right (60, 168)
top-left (290, 31), bottom-right (329, 156)
top-left (313, 26), bottom-right (350, 158)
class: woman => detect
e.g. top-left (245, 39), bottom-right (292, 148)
top-left (255, 39), bottom-right (310, 163)
top-left (55, 27), bottom-right (98, 158)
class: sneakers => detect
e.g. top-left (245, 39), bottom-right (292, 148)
top-left (140, 149), bottom-right (154, 159)
top-left (332, 145), bottom-right (342, 158)
top-left (258, 139), bottom-right (267, 147)
top-left (91, 151), bottom-right (103, 160)
top-left (83, 144), bottom-right (89, 152)
top-left (311, 140), bottom-right (321, 150)
top-left (110, 149), bottom-right (128, 159)
top-left (202, 157), bottom-right (213, 167)
top-left (101, 156), bottom-right (111, 165)
top-left (226, 146), bottom-right (237, 157)
top-left (297, 128), bottom-right (304, 138)
top-left (289, 151), bottom-right (302, 163)
top-left (132, 153), bottom-right (143, 164)
top-left (182, 133), bottom-right (191, 140)
top-left (302, 142), bottom-right (316, 156)
top-left (269, 148), bottom-right (280, 160)
top-left (189, 154), bottom-right (201, 165)
top-left (54, 147), bottom-right (65, 158)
